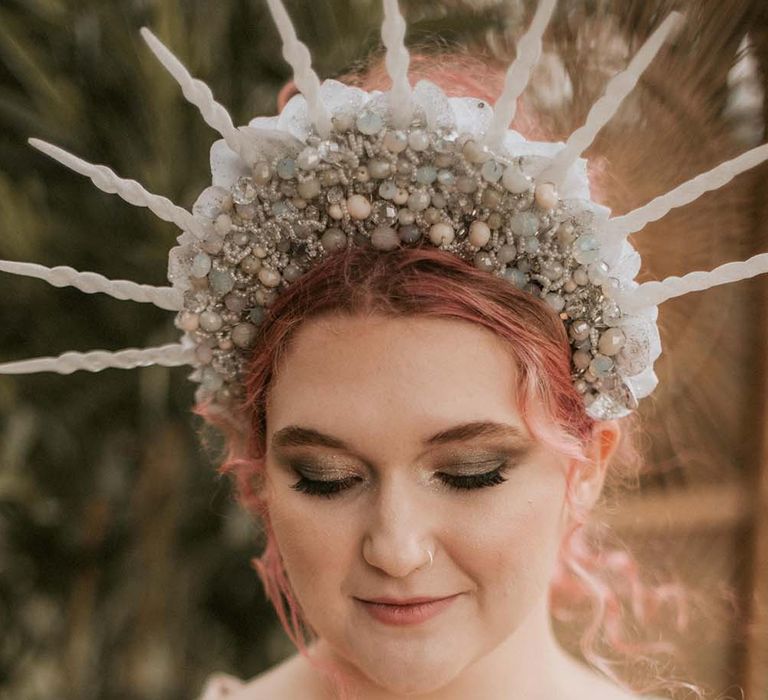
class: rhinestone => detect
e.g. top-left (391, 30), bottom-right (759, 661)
top-left (598, 328), bottom-right (626, 356)
top-left (356, 111), bottom-right (384, 135)
top-left (372, 200), bottom-right (398, 222)
top-left (232, 177), bottom-right (257, 205)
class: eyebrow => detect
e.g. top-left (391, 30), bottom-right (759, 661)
top-left (270, 420), bottom-right (530, 452)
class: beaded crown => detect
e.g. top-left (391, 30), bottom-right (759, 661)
top-left (1, 0), bottom-right (768, 421)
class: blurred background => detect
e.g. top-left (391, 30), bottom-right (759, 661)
top-left (0, 0), bottom-right (766, 698)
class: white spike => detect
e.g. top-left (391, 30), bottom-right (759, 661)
top-left (483, 0), bottom-right (557, 149)
top-left (539, 12), bottom-right (682, 186)
top-left (381, 0), bottom-right (413, 129)
top-left (0, 344), bottom-right (195, 375)
top-left (264, 0), bottom-right (332, 138)
top-left (28, 138), bottom-right (209, 239)
top-left (0, 260), bottom-right (183, 311)
top-left (139, 28), bottom-right (252, 164)
top-left (606, 143), bottom-right (768, 240)
top-left (619, 251), bottom-right (768, 311)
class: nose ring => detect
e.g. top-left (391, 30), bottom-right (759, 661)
top-left (421, 548), bottom-right (434, 570)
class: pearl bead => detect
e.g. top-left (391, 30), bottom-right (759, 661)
top-left (497, 243), bottom-right (517, 263)
top-left (468, 220), bottom-right (491, 247)
top-left (199, 310), bottom-right (223, 332)
top-left (252, 161), bottom-right (272, 185)
top-left (393, 188), bottom-right (409, 205)
top-left (573, 350), bottom-right (591, 370)
top-left (534, 182), bottom-right (558, 210)
top-left (428, 223), bottom-right (454, 245)
top-left (573, 267), bottom-right (589, 285)
top-left (347, 194), bottom-right (371, 219)
top-left (398, 224), bottom-right (421, 243)
top-left (383, 130), bottom-right (408, 153)
top-left (328, 203), bottom-right (343, 220)
top-left (368, 160), bottom-right (391, 179)
top-left (379, 181), bottom-right (398, 200)
top-left (297, 178), bottom-right (320, 200)
top-left (321, 228), bottom-right (347, 252)
top-left (408, 130), bottom-right (429, 151)
top-left (240, 256), bottom-right (261, 274)
top-left (356, 111), bottom-right (384, 135)
top-left (502, 165), bottom-right (530, 193)
top-left (481, 160), bottom-right (503, 182)
top-left (474, 251), bottom-right (494, 271)
top-left (407, 191), bottom-right (430, 212)
top-left (232, 323), bottom-right (258, 348)
top-left (398, 208), bottom-right (415, 225)
top-left (214, 214), bottom-right (232, 236)
top-left (456, 176), bottom-right (478, 193)
top-left (179, 311), bottom-right (199, 332)
top-left (371, 226), bottom-right (400, 251)
top-left (598, 328), bottom-right (626, 356)
top-left (258, 267), bottom-right (282, 287)
top-left (462, 140), bottom-right (490, 163)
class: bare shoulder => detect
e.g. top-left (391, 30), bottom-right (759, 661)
top-left (226, 652), bottom-right (332, 700)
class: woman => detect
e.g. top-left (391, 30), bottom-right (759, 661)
top-left (2, 1), bottom-right (765, 697)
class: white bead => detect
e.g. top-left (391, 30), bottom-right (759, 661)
top-left (408, 130), bottom-right (429, 151)
top-left (232, 323), bottom-right (258, 348)
top-left (598, 328), bottom-right (626, 356)
top-left (468, 220), bottom-right (491, 247)
top-left (328, 203), bottom-right (343, 220)
top-left (347, 194), bottom-right (372, 219)
top-left (393, 188), bottom-right (409, 205)
top-left (428, 223), bottom-right (454, 246)
top-left (179, 311), bottom-right (199, 332)
top-left (258, 267), bottom-right (282, 288)
top-left (534, 182), bottom-right (559, 210)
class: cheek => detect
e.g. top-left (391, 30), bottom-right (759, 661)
top-left (457, 463), bottom-right (567, 606)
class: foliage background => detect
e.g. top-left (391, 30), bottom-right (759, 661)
top-left (0, 1), bottom-right (766, 699)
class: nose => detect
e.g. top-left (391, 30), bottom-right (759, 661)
top-left (361, 473), bottom-right (435, 578)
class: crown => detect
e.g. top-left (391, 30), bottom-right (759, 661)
top-left (1, 0), bottom-right (767, 422)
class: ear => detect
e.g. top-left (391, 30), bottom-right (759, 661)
top-left (567, 420), bottom-right (622, 513)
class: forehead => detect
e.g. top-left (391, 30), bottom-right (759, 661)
top-left (266, 314), bottom-right (526, 449)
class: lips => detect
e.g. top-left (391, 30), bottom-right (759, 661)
top-left (355, 593), bottom-right (461, 626)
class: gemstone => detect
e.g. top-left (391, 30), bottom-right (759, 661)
top-left (481, 160), bottom-right (503, 182)
top-left (398, 224), bottom-right (421, 243)
top-left (428, 223), bottom-right (454, 245)
top-left (502, 166), bottom-right (530, 194)
top-left (191, 252), bottom-right (212, 278)
top-left (573, 235), bottom-right (601, 264)
top-left (232, 322), bottom-right (258, 348)
top-left (199, 310), bottom-right (223, 333)
top-left (497, 243), bottom-right (517, 263)
top-left (378, 181), bottom-right (398, 200)
top-left (415, 165), bottom-right (438, 185)
top-left (347, 194), bottom-right (372, 219)
top-left (510, 211), bottom-right (539, 237)
top-left (276, 158), bottom-right (297, 179)
top-left (210, 268), bottom-right (235, 296)
top-left (297, 178), bottom-right (321, 200)
top-left (408, 130), bottom-right (429, 151)
top-left (383, 130), bottom-right (408, 153)
top-left (598, 328), bottom-right (626, 356)
top-left (297, 147), bottom-right (321, 170)
top-left (474, 251), bottom-right (494, 271)
top-left (468, 220), bottom-right (491, 247)
top-left (407, 191), bottom-right (430, 212)
top-left (321, 228), bottom-right (347, 252)
top-left (371, 226), bottom-right (400, 251)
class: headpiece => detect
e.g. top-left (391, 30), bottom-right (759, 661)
top-left (1, 0), bottom-right (767, 421)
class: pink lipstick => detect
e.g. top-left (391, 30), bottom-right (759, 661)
top-left (356, 594), bottom-right (460, 626)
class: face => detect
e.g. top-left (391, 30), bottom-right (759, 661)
top-left (263, 314), bottom-right (572, 696)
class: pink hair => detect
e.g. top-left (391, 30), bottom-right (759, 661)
top-left (195, 51), bottom-right (699, 698)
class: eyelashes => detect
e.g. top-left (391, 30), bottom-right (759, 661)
top-left (289, 461), bottom-right (512, 499)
